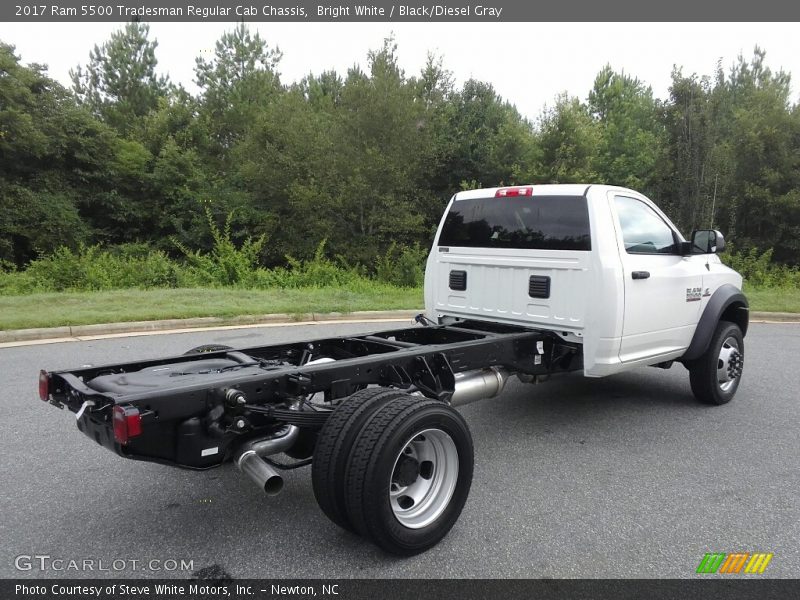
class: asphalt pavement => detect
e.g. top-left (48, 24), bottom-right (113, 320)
top-left (1, 321), bottom-right (798, 578)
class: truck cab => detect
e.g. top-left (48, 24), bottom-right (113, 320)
top-left (424, 184), bottom-right (747, 380)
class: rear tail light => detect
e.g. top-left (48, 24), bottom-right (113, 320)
top-left (113, 405), bottom-right (142, 445)
top-left (38, 370), bottom-right (49, 401)
top-left (495, 186), bottom-right (533, 197)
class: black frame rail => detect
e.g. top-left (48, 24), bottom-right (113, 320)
top-left (49, 320), bottom-right (579, 411)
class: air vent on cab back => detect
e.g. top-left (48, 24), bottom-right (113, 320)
top-left (528, 275), bottom-right (550, 299)
top-left (449, 270), bottom-right (467, 291)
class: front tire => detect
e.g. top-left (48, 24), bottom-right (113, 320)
top-left (689, 320), bottom-right (744, 405)
top-left (343, 396), bottom-right (474, 555)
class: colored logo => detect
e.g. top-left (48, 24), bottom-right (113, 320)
top-left (696, 552), bottom-right (773, 574)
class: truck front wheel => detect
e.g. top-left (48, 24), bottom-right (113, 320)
top-left (688, 320), bottom-right (744, 405)
top-left (343, 396), bottom-right (474, 555)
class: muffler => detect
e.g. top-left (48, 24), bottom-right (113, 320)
top-left (450, 367), bottom-right (512, 407)
top-left (235, 425), bottom-right (299, 495)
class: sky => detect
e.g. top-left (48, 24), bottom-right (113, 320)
top-left (1, 22), bottom-right (799, 120)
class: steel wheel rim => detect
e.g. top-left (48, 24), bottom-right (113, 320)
top-left (389, 428), bottom-right (459, 529)
top-left (717, 336), bottom-right (743, 392)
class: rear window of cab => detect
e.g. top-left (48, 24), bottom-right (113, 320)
top-left (438, 195), bottom-right (591, 251)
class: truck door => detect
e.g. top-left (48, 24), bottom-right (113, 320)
top-left (611, 193), bottom-right (704, 363)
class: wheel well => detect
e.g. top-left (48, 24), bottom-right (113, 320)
top-left (721, 302), bottom-right (749, 337)
top-left (681, 285), bottom-right (749, 362)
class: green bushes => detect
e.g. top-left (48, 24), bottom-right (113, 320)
top-left (170, 211), bottom-right (373, 289)
top-left (0, 244), bottom-right (179, 294)
top-left (375, 243), bottom-right (427, 288)
top-left (0, 270), bottom-right (38, 296)
top-left (172, 210), bottom-right (267, 287)
top-left (5, 240), bottom-right (799, 296)
top-left (277, 242), bottom-right (366, 288)
top-left (721, 247), bottom-right (800, 289)
top-left (0, 214), bottom-right (428, 295)
top-left (3, 233), bottom-right (798, 298)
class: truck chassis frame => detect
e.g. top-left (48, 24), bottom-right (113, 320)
top-left (44, 319), bottom-right (581, 470)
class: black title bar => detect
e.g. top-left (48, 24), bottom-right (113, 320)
top-left (2, 0), bottom-right (800, 22)
top-left (5, 579), bottom-right (800, 600)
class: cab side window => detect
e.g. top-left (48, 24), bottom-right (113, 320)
top-left (614, 196), bottom-right (677, 254)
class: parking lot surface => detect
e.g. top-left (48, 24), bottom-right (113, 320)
top-left (1, 322), bottom-right (797, 578)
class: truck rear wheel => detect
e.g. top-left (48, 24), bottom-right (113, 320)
top-left (689, 320), bottom-right (744, 405)
top-left (311, 387), bottom-right (409, 532)
top-left (343, 396), bottom-right (474, 555)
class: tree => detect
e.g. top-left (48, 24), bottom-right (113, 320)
top-left (70, 23), bottom-right (168, 134)
top-left (659, 67), bottom-right (723, 233)
top-left (299, 70), bottom-right (344, 111)
top-left (327, 38), bottom-right (431, 260)
top-left (235, 88), bottom-right (333, 262)
top-left (415, 53), bottom-right (454, 109)
top-left (440, 79), bottom-right (534, 190)
top-left (588, 66), bottom-right (665, 192)
top-left (0, 43), bottom-right (117, 265)
top-left (530, 94), bottom-right (600, 183)
top-left (4, 33), bottom-right (800, 273)
top-left (410, 54), bottom-right (458, 222)
top-left (194, 24), bottom-right (283, 153)
top-left (716, 49), bottom-right (800, 260)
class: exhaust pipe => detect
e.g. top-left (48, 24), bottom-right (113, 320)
top-left (237, 451), bottom-right (285, 495)
top-left (451, 367), bottom-right (512, 407)
top-left (235, 425), bottom-right (300, 495)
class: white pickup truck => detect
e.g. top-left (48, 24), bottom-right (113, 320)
top-left (40, 184), bottom-right (747, 555)
top-left (425, 183), bottom-right (748, 403)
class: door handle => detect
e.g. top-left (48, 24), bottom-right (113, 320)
top-left (632, 271), bottom-right (650, 280)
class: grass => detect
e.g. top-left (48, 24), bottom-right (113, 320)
top-left (742, 285), bottom-right (800, 313)
top-left (0, 286), bottom-right (424, 331)
top-left (0, 284), bottom-right (796, 331)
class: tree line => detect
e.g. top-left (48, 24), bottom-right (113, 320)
top-left (1, 23), bottom-right (799, 272)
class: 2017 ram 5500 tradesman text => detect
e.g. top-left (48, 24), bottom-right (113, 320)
top-left (39, 184), bottom-right (748, 555)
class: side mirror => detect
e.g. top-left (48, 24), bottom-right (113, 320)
top-left (691, 229), bottom-right (726, 254)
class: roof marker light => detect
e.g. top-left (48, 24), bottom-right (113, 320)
top-left (495, 187), bottom-right (533, 197)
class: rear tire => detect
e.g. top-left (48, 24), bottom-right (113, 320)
top-left (343, 396), bottom-right (474, 556)
top-left (689, 320), bottom-right (744, 405)
top-left (311, 387), bottom-right (409, 532)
